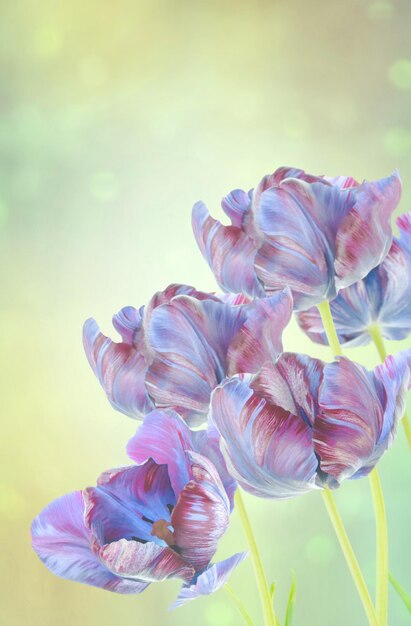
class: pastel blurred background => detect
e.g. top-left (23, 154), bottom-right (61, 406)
top-left (2, 0), bottom-right (411, 624)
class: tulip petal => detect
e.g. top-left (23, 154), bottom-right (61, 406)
top-left (252, 354), bottom-right (324, 426)
top-left (112, 306), bottom-right (143, 345)
top-left (315, 359), bottom-right (381, 481)
top-left (227, 289), bottom-right (293, 376)
top-left (126, 409), bottom-right (237, 508)
top-left (377, 214), bottom-right (411, 340)
top-left (211, 375), bottom-right (318, 498)
top-left (99, 538), bottom-right (194, 585)
top-left (297, 213), bottom-right (411, 346)
top-left (253, 167), bottom-right (324, 208)
top-left (31, 491), bottom-right (147, 593)
top-left (371, 350), bottom-right (411, 450)
top-left (218, 293), bottom-right (251, 306)
top-left (84, 462), bottom-right (175, 546)
top-left (324, 175), bottom-right (359, 189)
top-left (145, 295), bottom-right (248, 420)
top-left (83, 317), bottom-right (153, 419)
top-left (255, 179), bottom-right (346, 309)
top-left (169, 552), bottom-right (248, 609)
top-left (193, 423), bottom-right (237, 510)
top-left (192, 201), bottom-right (265, 297)
top-left (397, 212), bottom-right (411, 246)
top-left (315, 351), bottom-right (410, 481)
top-left (144, 283), bottom-right (219, 323)
top-left (296, 276), bottom-right (378, 347)
top-left (171, 452), bottom-right (230, 572)
top-left (335, 171), bottom-right (402, 289)
top-left (221, 189), bottom-right (251, 228)
top-left (126, 409), bottom-right (194, 496)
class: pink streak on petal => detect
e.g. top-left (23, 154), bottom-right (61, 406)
top-left (100, 538), bottom-right (194, 584)
top-left (171, 452), bottom-right (230, 572)
top-left (227, 288), bottom-right (293, 376)
top-left (335, 171), bottom-right (402, 289)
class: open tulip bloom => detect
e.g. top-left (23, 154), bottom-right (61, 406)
top-left (31, 409), bottom-right (246, 606)
top-left (297, 212), bottom-right (411, 347)
top-left (32, 165), bottom-right (411, 626)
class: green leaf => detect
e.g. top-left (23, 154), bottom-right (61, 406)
top-left (270, 581), bottom-right (276, 602)
top-left (284, 573), bottom-right (297, 626)
top-left (269, 582), bottom-right (282, 626)
top-left (389, 572), bottom-right (411, 614)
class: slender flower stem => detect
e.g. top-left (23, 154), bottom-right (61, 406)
top-left (321, 489), bottom-right (379, 626)
top-left (317, 300), bottom-right (343, 356)
top-left (317, 300), bottom-right (384, 626)
top-left (225, 584), bottom-right (256, 626)
top-left (369, 468), bottom-right (388, 626)
top-left (401, 415), bottom-right (411, 452)
top-left (368, 324), bottom-right (387, 362)
top-left (235, 490), bottom-right (277, 626)
top-left (368, 324), bottom-right (411, 451)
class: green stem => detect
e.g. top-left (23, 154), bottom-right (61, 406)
top-left (225, 584), bottom-right (256, 626)
top-left (368, 324), bottom-right (411, 452)
top-left (368, 324), bottom-right (387, 362)
top-left (317, 301), bottom-right (384, 626)
top-left (235, 490), bottom-right (277, 626)
top-left (317, 300), bottom-right (343, 356)
top-left (402, 415), bottom-right (411, 452)
top-left (369, 468), bottom-right (388, 626)
top-left (321, 489), bottom-right (379, 626)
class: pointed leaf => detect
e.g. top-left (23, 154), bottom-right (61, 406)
top-left (389, 572), bottom-right (411, 614)
top-left (285, 573), bottom-right (297, 626)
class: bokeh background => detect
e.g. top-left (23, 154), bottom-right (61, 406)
top-left (2, 1), bottom-right (411, 625)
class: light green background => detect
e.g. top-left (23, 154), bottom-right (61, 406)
top-left (1, 1), bottom-right (410, 625)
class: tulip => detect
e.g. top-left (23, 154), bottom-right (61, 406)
top-left (31, 410), bottom-right (245, 603)
top-left (210, 351), bottom-right (410, 498)
top-left (83, 283), bottom-right (292, 425)
top-left (192, 167), bottom-right (401, 311)
top-left (297, 213), bottom-right (411, 346)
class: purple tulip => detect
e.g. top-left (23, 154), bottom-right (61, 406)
top-left (126, 408), bottom-right (237, 509)
top-left (31, 410), bottom-right (245, 600)
top-left (83, 283), bottom-right (293, 425)
top-left (192, 167), bottom-right (401, 311)
top-left (297, 213), bottom-right (411, 346)
top-left (210, 351), bottom-right (411, 498)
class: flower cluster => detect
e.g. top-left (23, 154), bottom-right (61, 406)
top-left (32, 166), bottom-right (411, 611)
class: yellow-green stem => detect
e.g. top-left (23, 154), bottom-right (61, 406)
top-left (369, 468), bottom-right (388, 626)
top-left (368, 324), bottom-right (411, 451)
top-left (317, 300), bottom-right (343, 356)
top-left (321, 489), bottom-right (379, 626)
top-left (225, 584), bottom-right (256, 626)
top-left (235, 490), bottom-right (277, 626)
top-left (318, 301), bottom-right (387, 626)
top-left (368, 324), bottom-right (387, 362)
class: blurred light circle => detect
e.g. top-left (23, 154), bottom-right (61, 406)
top-left (305, 535), bottom-right (335, 565)
top-left (388, 58), bottom-right (411, 90)
top-left (383, 127), bottom-right (411, 157)
top-left (367, 1), bottom-right (394, 21)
